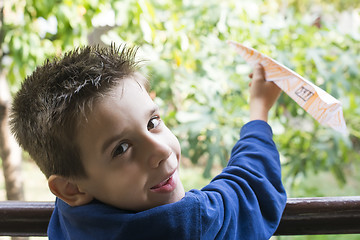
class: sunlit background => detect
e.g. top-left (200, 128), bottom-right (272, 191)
top-left (0, 0), bottom-right (359, 239)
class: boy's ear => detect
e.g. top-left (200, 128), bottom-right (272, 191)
top-left (48, 175), bottom-right (93, 207)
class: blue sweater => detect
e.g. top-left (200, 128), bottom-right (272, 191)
top-left (48, 120), bottom-right (287, 239)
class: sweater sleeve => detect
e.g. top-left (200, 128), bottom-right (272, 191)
top-left (197, 120), bottom-right (287, 239)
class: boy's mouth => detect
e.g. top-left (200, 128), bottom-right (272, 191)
top-left (150, 171), bottom-right (177, 193)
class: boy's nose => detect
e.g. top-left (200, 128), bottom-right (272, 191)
top-left (142, 134), bottom-right (171, 168)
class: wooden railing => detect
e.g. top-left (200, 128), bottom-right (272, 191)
top-left (1, 197), bottom-right (360, 237)
top-left (275, 196), bottom-right (360, 235)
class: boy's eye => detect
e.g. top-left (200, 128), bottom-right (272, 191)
top-left (147, 116), bottom-right (161, 130)
top-left (113, 143), bottom-right (129, 158)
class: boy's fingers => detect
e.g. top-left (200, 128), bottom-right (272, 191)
top-left (249, 63), bottom-right (265, 87)
top-left (252, 63), bottom-right (265, 82)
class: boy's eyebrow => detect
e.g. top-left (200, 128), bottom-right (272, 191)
top-left (102, 133), bottom-right (123, 154)
top-left (151, 105), bottom-right (160, 115)
top-left (101, 105), bottom-right (160, 154)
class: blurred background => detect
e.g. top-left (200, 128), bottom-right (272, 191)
top-left (0, 0), bottom-right (359, 239)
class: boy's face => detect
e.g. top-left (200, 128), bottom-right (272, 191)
top-left (74, 75), bottom-right (185, 211)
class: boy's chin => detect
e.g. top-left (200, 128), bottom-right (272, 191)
top-left (168, 186), bottom-right (186, 204)
top-left (147, 185), bottom-right (186, 211)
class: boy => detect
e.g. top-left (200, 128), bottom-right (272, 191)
top-left (10, 44), bottom-right (286, 239)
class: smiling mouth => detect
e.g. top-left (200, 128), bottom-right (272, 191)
top-left (150, 172), bottom-right (177, 193)
top-left (151, 176), bottom-right (171, 189)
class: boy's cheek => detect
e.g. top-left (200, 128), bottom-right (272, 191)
top-left (164, 126), bottom-right (182, 156)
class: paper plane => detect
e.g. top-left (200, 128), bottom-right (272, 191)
top-left (228, 40), bottom-right (347, 134)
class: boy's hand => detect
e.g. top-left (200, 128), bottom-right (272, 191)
top-left (249, 63), bottom-right (281, 122)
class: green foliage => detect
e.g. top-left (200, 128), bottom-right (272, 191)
top-left (2, 0), bottom-right (360, 188)
top-left (2, 0), bottom-right (108, 88)
top-left (279, 234), bottom-right (360, 240)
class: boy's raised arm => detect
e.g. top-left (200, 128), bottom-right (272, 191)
top-left (249, 63), bottom-right (282, 122)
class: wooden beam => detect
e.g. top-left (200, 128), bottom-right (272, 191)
top-left (1, 197), bottom-right (360, 236)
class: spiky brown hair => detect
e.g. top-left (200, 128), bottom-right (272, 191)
top-left (10, 44), bottom-right (143, 178)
